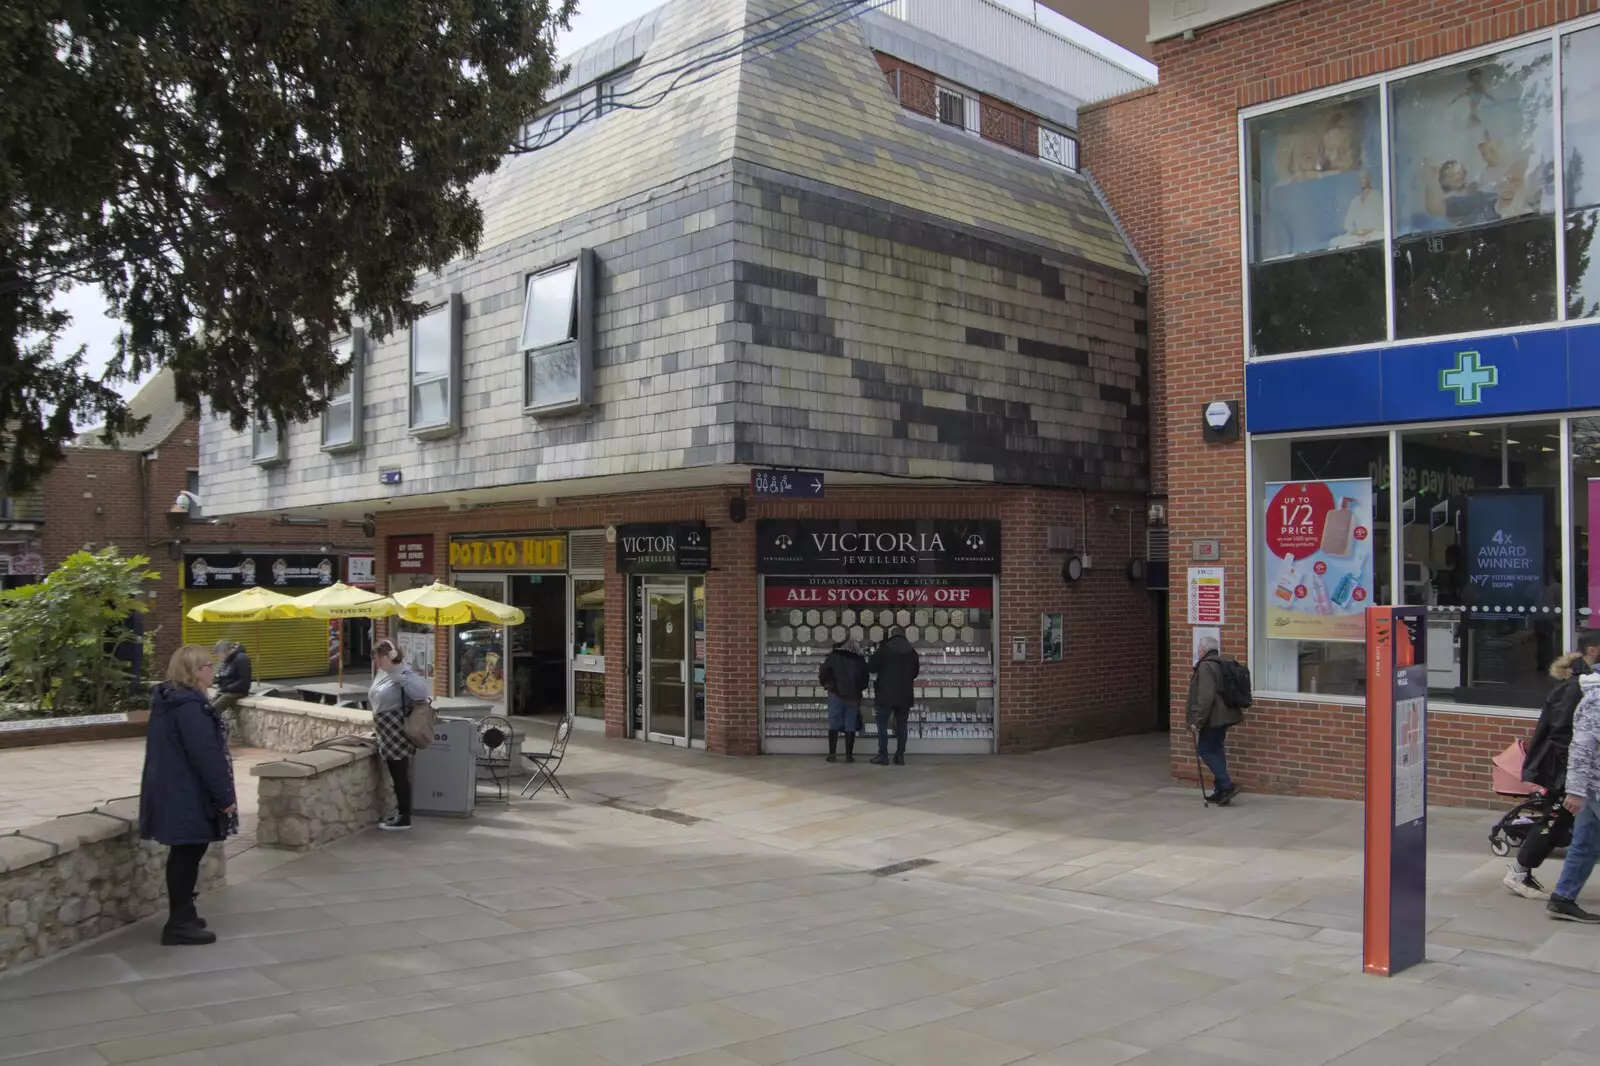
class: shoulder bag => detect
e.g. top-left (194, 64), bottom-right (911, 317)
top-left (400, 683), bottom-right (436, 750)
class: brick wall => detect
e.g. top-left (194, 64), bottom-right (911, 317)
top-left (36, 417), bottom-right (370, 673)
top-left (1082, 0), bottom-right (1594, 805)
top-left (372, 483), bottom-right (1157, 757)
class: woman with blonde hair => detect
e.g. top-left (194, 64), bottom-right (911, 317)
top-left (139, 644), bottom-right (238, 945)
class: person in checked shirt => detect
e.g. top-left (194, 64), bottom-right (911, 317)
top-left (1549, 670), bottom-right (1600, 922)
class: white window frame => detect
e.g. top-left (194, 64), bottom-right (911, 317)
top-left (409, 294), bottom-right (463, 439)
top-left (251, 414), bottom-right (285, 468)
top-left (523, 248), bottom-right (595, 417)
top-left (1244, 409), bottom-right (1600, 720)
top-left (1237, 16), bottom-right (1600, 365)
top-left (935, 81), bottom-right (980, 136)
top-left (1038, 124), bottom-right (1078, 171)
top-left (322, 328), bottom-right (364, 453)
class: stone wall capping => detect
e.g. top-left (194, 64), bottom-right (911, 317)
top-left (92, 798), bottom-right (141, 826)
top-left (0, 833), bottom-right (57, 872)
top-left (288, 748), bottom-right (357, 773)
top-left (251, 759), bottom-right (317, 779)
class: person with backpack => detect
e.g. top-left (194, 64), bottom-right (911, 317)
top-left (1186, 635), bottom-right (1247, 806)
top-left (819, 638), bottom-right (869, 763)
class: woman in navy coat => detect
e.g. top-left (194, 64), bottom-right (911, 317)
top-left (139, 644), bottom-right (238, 946)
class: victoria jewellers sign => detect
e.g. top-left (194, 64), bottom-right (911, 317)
top-left (756, 520), bottom-right (1000, 575)
top-left (615, 522), bottom-right (711, 574)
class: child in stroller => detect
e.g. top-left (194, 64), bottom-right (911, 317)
top-left (1488, 739), bottom-right (1571, 858)
top-left (1496, 648), bottom-right (1597, 899)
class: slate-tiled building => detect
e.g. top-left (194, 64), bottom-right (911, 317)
top-left (198, 0), bottom-right (1160, 756)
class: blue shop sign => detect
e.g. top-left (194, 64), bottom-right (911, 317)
top-left (1245, 321), bottom-right (1600, 433)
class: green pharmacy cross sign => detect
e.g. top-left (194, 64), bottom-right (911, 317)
top-left (1439, 350), bottom-right (1498, 405)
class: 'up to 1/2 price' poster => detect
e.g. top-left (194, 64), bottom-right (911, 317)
top-left (1263, 477), bottom-right (1374, 643)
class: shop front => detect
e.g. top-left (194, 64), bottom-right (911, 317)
top-left (181, 551), bottom-right (343, 679)
top-left (445, 532), bottom-right (588, 720)
top-left (756, 519), bottom-right (1001, 755)
top-left (618, 522), bottom-right (710, 747)
top-left (386, 535), bottom-right (437, 681)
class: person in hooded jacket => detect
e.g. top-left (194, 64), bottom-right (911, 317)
top-left (1548, 663), bottom-right (1600, 922)
top-left (820, 639), bottom-right (869, 763)
top-left (868, 628), bottom-right (919, 766)
top-left (140, 644), bottom-right (238, 946)
top-left (209, 640), bottom-right (252, 722)
top-left (1505, 640), bottom-right (1600, 899)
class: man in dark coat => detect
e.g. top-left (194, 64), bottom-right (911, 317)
top-left (210, 640), bottom-right (252, 720)
top-left (1186, 637), bottom-right (1243, 806)
top-left (1505, 635), bottom-right (1600, 899)
top-left (820, 639), bottom-right (870, 763)
top-left (868, 628), bottom-right (920, 766)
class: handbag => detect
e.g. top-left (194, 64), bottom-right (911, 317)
top-left (400, 687), bottom-right (436, 750)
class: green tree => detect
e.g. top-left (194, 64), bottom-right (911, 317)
top-left (0, 548), bottom-right (157, 718)
top-left (0, 0), bottom-right (573, 491)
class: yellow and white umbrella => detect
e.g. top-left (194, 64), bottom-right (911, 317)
top-left (185, 587), bottom-right (303, 676)
top-left (391, 582), bottom-right (525, 627)
top-left (285, 583), bottom-right (398, 685)
top-left (185, 586), bottom-right (302, 623)
top-left (286, 582), bottom-right (397, 620)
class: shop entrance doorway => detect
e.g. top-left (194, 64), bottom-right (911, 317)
top-left (509, 574), bottom-right (569, 719)
top-left (638, 577), bottom-right (706, 746)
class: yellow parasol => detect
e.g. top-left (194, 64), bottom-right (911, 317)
top-left (391, 582), bottom-right (525, 627)
top-left (284, 583), bottom-right (398, 685)
top-left (185, 587), bottom-right (303, 680)
top-left (185, 586), bottom-right (302, 623)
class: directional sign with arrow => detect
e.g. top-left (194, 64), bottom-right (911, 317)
top-left (751, 469), bottom-right (825, 499)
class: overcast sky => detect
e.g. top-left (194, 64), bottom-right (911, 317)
top-left (65, 0), bottom-right (1153, 400)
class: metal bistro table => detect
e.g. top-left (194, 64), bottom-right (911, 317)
top-left (295, 682), bottom-right (371, 707)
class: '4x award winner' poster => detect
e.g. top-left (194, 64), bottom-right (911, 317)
top-left (1264, 478), bottom-right (1375, 642)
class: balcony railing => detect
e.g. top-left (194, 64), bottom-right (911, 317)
top-left (878, 0), bottom-right (1153, 105)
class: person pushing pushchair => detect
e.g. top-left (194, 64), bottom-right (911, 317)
top-left (1503, 636), bottom-right (1600, 899)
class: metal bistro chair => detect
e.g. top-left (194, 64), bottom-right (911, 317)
top-left (520, 714), bottom-right (573, 800)
top-left (474, 715), bottom-right (514, 804)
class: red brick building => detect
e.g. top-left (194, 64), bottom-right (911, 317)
top-left (199, 0), bottom-right (1164, 757)
top-left (1082, 0), bottom-right (1600, 806)
top-left (2, 372), bottom-right (371, 680)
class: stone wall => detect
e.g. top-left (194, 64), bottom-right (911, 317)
top-left (252, 740), bottom-right (394, 851)
top-left (0, 799), bottom-right (226, 973)
top-left (233, 696), bottom-right (375, 753)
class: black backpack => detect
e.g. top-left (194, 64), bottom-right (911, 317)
top-left (1217, 658), bottom-right (1253, 711)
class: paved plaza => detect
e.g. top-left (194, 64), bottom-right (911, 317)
top-left (6, 731), bottom-right (1600, 1065)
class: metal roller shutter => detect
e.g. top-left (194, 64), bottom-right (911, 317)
top-left (181, 590), bottom-right (333, 680)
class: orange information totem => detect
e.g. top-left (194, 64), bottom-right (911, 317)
top-left (1363, 606), bottom-right (1428, 977)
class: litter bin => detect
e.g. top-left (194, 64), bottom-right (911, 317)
top-left (411, 717), bottom-right (476, 817)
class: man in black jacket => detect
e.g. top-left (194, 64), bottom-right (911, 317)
top-left (210, 640), bottom-right (253, 721)
top-left (868, 629), bottom-right (919, 766)
top-left (820, 640), bottom-right (869, 763)
top-left (1506, 633), bottom-right (1600, 899)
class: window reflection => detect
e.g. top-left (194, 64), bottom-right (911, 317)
top-left (1246, 90), bottom-right (1386, 355)
top-left (1565, 27), bottom-right (1600, 316)
top-left (1399, 424), bottom-right (1562, 709)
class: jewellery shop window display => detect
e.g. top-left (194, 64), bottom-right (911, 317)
top-left (756, 520), bottom-right (1002, 755)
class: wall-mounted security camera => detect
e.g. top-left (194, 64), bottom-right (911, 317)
top-left (1201, 400), bottom-right (1240, 444)
top-left (166, 490), bottom-right (202, 529)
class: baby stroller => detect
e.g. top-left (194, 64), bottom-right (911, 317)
top-left (1488, 739), bottom-right (1571, 856)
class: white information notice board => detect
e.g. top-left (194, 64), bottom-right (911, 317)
top-left (1187, 567), bottom-right (1225, 626)
top-left (1394, 696), bottom-right (1426, 826)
